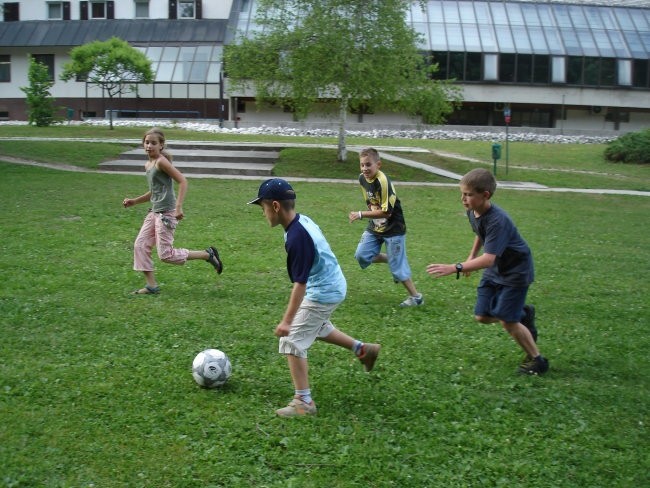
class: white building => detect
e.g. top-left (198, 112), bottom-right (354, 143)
top-left (1, 0), bottom-right (649, 132)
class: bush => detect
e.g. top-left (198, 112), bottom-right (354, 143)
top-left (604, 128), bottom-right (650, 164)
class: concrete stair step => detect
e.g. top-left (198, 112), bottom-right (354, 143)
top-left (100, 142), bottom-right (280, 177)
top-left (117, 148), bottom-right (278, 164)
top-left (99, 160), bottom-right (274, 177)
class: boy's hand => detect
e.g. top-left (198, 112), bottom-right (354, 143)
top-left (274, 322), bottom-right (291, 337)
top-left (426, 263), bottom-right (454, 278)
top-left (349, 210), bottom-right (362, 223)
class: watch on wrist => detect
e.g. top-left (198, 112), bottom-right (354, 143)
top-left (455, 263), bottom-right (463, 280)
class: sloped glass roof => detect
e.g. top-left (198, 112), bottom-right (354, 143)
top-left (235, 0), bottom-right (650, 59)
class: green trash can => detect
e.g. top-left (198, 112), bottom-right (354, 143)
top-left (491, 143), bottom-right (502, 175)
top-left (66, 108), bottom-right (74, 123)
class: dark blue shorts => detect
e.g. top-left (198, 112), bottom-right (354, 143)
top-left (474, 279), bottom-right (528, 324)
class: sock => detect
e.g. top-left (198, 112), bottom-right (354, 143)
top-left (295, 388), bottom-right (312, 405)
top-left (352, 340), bottom-right (364, 357)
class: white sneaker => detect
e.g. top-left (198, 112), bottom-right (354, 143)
top-left (400, 293), bottom-right (423, 307)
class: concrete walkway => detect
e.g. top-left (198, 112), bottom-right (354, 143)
top-left (1, 138), bottom-right (648, 197)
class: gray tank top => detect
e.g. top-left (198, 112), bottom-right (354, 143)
top-left (146, 163), bottom-right (176, 212)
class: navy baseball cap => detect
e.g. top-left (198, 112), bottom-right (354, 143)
top-left (247, 178), bottom-right (296, 205)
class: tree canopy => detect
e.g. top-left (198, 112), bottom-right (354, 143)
top-left (60, 37), bottom-right (154, 129)
top-left (21, 56), bottom-right (58, 127)
top-left (225, 0), bottom-right (461, 159)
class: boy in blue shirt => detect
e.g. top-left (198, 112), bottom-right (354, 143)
top-left (426, 169), bottom-right (549, 375)
top-left (249, 178), bottom-right (381, 416)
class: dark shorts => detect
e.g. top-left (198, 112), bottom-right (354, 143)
top-left (474, 279), bottom-right (528, 324)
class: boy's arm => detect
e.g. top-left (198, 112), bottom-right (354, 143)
top-left (426, 236), bottom-right (495, 278)
top-left (274, 282), bottom-right (307, 337)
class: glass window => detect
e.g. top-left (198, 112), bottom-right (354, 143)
top-left (478, 24), bottom-right (497, 52)
top-left (494, 24), bottom-right (515, 53)
top-left (552, 56), bottom-right (566, 83)
top-left (576, 28), bottom-right (599, 57)
top-left (156, 62), bottom-right (175, 81)
top-left (499, 53), bottom-right (516, 82)
top-left (427, 1), bottom-right (443, 22)
top-left (135, 1), bottom-right (149, 18)
top-left (411, 3), bottom-right (427, 22)
top-left (583, 7), bottom-right (604, 29)
top-left (431, 51), bottom-right (448, 80)
top-left (146, 46), bottom-right (163, 62)
top-left (442, 1), bottom-right (460, 23)
top-left (473, 2), bottom-right (490, 24)
top-left (458, 1), bottom-right (476, 23)
top-left (633, 59), bottom-right (648, 87)
top-left (466, 52), bottom-right (481, 81)
top-left (489, 3), bottom-right (508, 26)
top-left (512, 25), bottom-right (532, 54)
top-left (32, 54), bottom-right (54, 81)
top-left (617, 59), bottom-right (632, 86)
top-left (0, 55), bottom-right (10, 82)
top-left (446, 24), bottom-right (464, 51)
top-left (48, 2), bottom-right (63, 20)
top-left (600, 58), bottom-right (616, 86)
top-left (483, 53), bottom-right (498, 81)
top-left (521, 4), bottom-right (541, 26)
top-left (567, 56), bottom-right (583, 84)
top-left (462, 23), bottom-right (481, 51)
top-left (161, 47), bottom-right (180, 62)
top-left (533, 55), bottom-right (550, 84)
top-left (621, 30), bottom-right (647, 58)
top-left (613, 8), bottom-right (635, 30)
top-left (560, 28), bottom-right (582, 56)
top-left (528, 26), bottom-right (547, 54)
top-left (449, 52), bottom-right (465, 80)
top-left (413, 22), bottom-right (430, 50)
top-left (567, 5), bottom-right (588, 28)
top-left (553, 5), bottom-right (573, 28)
top-left (507, 4), bottom-right (524, 27)
top-left (179, 1), bottom-right (196, 19)
top-left (91, 2), bottom-right (106, 19)
top-left (536, 4), bottom-right (555, 27)
top-left (631, 8), bottom-right (649, 30)
top-left (429, 23), bottom-right (447, 50)
top-left (583, 57), bottom-right (600, 85)
top-left (517, 54), bottom-right (533, 83)
top-left (592, 30), bottom-right (614, 58)
top-left (607, 30), bottom-right (631, 58)
top-left (543, 27), bottom-right (565, 55)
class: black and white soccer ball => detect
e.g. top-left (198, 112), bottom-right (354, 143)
top-left (192, 349), bottom-right (232, 388)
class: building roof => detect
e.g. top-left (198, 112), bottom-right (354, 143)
top-left (0, 19), bottom-right (229, 47)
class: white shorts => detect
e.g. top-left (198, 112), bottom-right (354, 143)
top-left (278, 300), bottom-right (339, 358)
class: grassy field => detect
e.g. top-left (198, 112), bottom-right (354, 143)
top-left (0, 126), bottom-right (649, 487)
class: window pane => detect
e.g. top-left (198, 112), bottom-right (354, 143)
top-left (135, 1), bottom-right (149, 18)
top-left (146, 46), bottom-right (163, 62)
top-left (567, 56), bottom-right (583, 84)
top-left (484, 53), bottom-right (498, 80)
top-left (499, 53), bottom-right (516, 82)
top-left (458, 1), bottom-right (475, 23)
top-left (607, 30), bottom-right (631, 58)
top-left (583, 57), bottom-right (599, 85)
top-left (568, 5), bottom-right (588, 28)
top-left (48, 3), bottom-right (63, 19)
top-left (431, 51), bottom-right (448, 80)
top-left (442, 1), bottom-right (459, 23)
top-left (528, 26), bottom-right (547, 54)
top-left (430, 23), bottom-right (447, 50)
top-left (521, 4), bottom-right (541, 26)
top-left (533, 55), bottom-right (550, 83)
top-left (512, 26), bottom-right (532, 54)
top-left (179, 1), bottom-right (195, 19)
top-left (91, 2), bottom-right (106, 18)
top-left (507, 4), bottom-right (524, 26)
top-left (494, 24), bottom-right (515, 53)
top-left (446, 24), bottom-right (464, 51)
top-left (517, 54), bottom-right (532, 83)
top-left (633, 59), bottom-right (648, 87)
top-left (554, 5), bottom-right (573, 28)
top-left (156, 62), bottom-right (175, 81)
top-left (600, 58), bottom-right (616, 86)
top-left (478, 24), bottom-right (497, 52)
top-left (462, 23), bottom-right (481, 51)
top-left (161, 47), bottom-right (179, 62)
top-left (576, 28), bottom-right (599, 57)
top-left (592, 30), bottom-right (614, 57)
top-left (544, 27), bottom-right (565, 55)
top-left (449, 52), bottom-right (465, 79)
top-left (466, 52), bottom-right (481, 81)
top-left (0, 55), bottom-right (10, 82)
top-left (560, 28), bottom-right (582, 55)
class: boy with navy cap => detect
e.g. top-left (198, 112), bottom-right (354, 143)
top-left (249, 178), bottom-right (381, 417)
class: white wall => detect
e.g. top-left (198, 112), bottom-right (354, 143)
top-left (11, 0), bottom-right (233, 21)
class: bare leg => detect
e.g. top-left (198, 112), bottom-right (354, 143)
top-left (287, 355), bottom-right (309, 391)
top-left (502, 321), bottom-right (539, 358)
top-left (401, 277), bottom-right (419, 296)
top-left (319, 328), bottom-right (356, 349)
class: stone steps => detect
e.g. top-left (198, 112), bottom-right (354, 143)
top-left (99, 143), bottom-right (281, 177)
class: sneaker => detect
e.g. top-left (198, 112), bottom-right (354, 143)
top-left (276, 396), bottom-right (317, 417)
top-left (359, 343), bottom-right (381, 372)
top-left (400, 293), bottom-right (423, 307)
top-left (518, 355), bottom-right (549, 375)
top-left (521, 304), bottom-right (537, 342)
top-left (206, 246), bottom-right (223, 274)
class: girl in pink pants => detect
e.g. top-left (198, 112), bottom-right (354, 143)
top-left (123, 128), bottom-right (222, 294)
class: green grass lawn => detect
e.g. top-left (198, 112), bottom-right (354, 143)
top-left (0, 127), bottom-right (649, 487)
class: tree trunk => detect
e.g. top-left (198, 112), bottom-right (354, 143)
top-left (337, 99), bottom-right (347, 162)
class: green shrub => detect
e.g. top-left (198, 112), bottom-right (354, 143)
top-left (604, 128), bottom-right (650, 164)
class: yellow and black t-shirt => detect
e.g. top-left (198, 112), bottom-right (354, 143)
top-left (358, 170), bottom-right (406, 237)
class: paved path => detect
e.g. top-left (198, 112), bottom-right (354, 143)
top-left (1, 139), bottom-right (648, 197)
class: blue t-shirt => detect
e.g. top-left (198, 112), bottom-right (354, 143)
top-left (467, 204), bottom-right (534, 286)
top-left (284, 214), bottom-right (346, 304)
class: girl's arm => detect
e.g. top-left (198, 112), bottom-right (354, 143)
top-left (122, 191), bottom-right (151, 208)
top-left (157, 158), bottom-right (188, 220)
